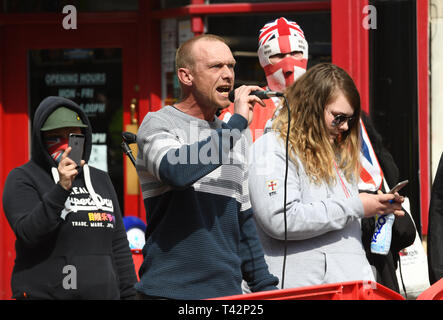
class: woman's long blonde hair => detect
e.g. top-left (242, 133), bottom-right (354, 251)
top-left (272, 63), bottom-right (361, 185)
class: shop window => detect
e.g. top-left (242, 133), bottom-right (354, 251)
top-left (207, 12), bottom-right (331, 88)
top-left (161, 18), bottom-right (195, 107)
top-left (28, 48), bottom-right (124, 207)
top-left (159, 12), bottom-right (331, 106)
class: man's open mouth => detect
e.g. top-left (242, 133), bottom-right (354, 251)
top-left (216, 86), bottom-right (231, 97)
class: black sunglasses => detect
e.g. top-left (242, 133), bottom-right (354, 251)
top-left (328, 110), bottom-right (355, 127)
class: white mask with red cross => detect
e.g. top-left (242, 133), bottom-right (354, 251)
top-left (257, 17), bottom-right (309, 92)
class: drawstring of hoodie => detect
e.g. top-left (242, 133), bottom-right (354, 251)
top-left (83, 164), bottom-right (104, 211)
top-left (51, 164), bottom-right (103, 220)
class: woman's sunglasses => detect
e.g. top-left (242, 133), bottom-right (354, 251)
top-left (327, 110), bottom-right (355, 127)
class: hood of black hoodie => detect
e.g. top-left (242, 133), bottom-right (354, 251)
top-left (32, 96), bottom-right (92, 172)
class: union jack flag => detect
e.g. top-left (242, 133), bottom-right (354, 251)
top-left (258, 17), bottom-right (305, 47)
top-left (359, 119), bottom-right (383, 192)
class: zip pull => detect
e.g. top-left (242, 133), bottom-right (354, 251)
top-left (83, 164), bottom-right (103, 210)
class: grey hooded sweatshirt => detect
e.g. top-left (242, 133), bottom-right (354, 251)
top-left (248, 132), bottom-right (375, 289)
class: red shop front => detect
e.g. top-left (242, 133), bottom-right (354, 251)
top-left (0, 0), bottom-right (428, 300)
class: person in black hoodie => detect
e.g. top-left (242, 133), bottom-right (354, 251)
top-left (2, 96), bottom-right (137, 299)
top-left (359, 112), bottom-right (416, 293)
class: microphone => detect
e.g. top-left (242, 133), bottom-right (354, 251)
top-left (122, 131), bottom-right (137, 144)
top-left (228, 90), bottom-right (284, 103)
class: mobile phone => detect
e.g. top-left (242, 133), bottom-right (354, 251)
top-left (68, 133), bottom-right (85, 167)
top-left (388, 180), bottom-right (409, 194)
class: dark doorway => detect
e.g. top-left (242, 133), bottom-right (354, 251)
top-left (369, 0), bottom-right (420, 234)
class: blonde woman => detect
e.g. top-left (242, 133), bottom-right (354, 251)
top-left (248, 63), bottom-right (405, 288)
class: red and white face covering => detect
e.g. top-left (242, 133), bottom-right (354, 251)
top-left (258, 17), bottom-right (308, 92)
top-left (44, 136), bottom-right (68, 164)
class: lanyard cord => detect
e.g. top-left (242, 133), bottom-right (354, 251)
top-left (334, 161), bottom-right (351, 199)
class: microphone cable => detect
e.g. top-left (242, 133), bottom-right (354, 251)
top-left (230, 88), bottom-right (290, 289)
top-left (280, 96), bottom-right (290, 289)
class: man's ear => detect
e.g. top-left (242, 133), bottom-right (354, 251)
top-left (177, 67), bottom-right (193, 87)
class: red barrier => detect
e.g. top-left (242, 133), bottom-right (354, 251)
top-left (416, 277), bottom-right (443, 300)
top-left (210, 281), bottom-right (405, 300)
